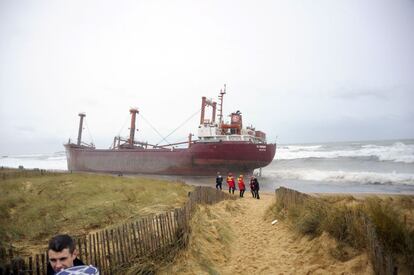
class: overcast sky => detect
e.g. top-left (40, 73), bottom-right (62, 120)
top-left (1, 0), bottom-right (413, 155)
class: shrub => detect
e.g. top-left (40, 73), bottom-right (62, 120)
top-left (365, 197), bottom-right (414, 268)
top-left (290, 199), bottom-right (327, 236)
top-left (322, 204), bottom-right (366, 249)
top-left (365, 197), bottom-right (406, 253)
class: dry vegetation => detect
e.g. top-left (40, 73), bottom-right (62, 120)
top-left (269, 193), bottom-right (414, 274)
top-left (0, 168), bottom-right (193, 256)
top-left (158, 194), bottom-right (373, 274)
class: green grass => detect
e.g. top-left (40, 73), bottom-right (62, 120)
top-left (0, 169), bottom-right (193, 253)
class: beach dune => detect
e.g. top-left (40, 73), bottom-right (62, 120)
top-left (159, 193), bottom-right (373, 274)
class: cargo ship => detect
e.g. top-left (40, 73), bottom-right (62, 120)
top-left (64, 86), bottom-right (276, 176)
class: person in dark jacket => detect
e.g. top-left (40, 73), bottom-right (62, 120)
top-left (215, 172), bottom-right (223, 190)
top-left (47, 234), bottom-right (85, 275)
top-left (250, 176), bottom-right (256, 198)
top-left (252, 176), bottom-right (260, 199)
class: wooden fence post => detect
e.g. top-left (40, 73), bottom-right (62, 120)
top-left (135, 221), bottom-right (144, 256)
top-left (105, 230), bottom-right (113, 274)
top-left (28, 256), bottom-right (33, 275)
top-left (41, 253), bottom-right (46, 275)
top-left (125, 224), bottom-right (132, 258)
top-left (35, 254), bottom-right (40, 275)
top-left (131, 222), bottom-right (138, 258)
top-left (110, 229), bottom-right (117, 265)
top-left (117, 227), bottom-right (125, 264)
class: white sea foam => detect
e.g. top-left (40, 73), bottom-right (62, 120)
top-left (0, 152), bottom-right (67, 170)
top-left (277, 142), bottom-right (414, 163)
top-left (266, 169), bottom-right (414, 185)
top-left (281, 145), bottom-right (323, 151)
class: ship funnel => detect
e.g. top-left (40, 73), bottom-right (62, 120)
top-left (77, 113), bottom-right (86, 146)
top-left (129, 108), bottom-right (139, 145)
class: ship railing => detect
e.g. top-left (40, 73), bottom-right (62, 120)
top-left (80, 141), bottom-right (95, 148)
top-left (66, 139), bottom-right (95, 149)
top-left (197, 135), bottom-right (265, 144)
top-left (112, 138), bottom-right (193, 150)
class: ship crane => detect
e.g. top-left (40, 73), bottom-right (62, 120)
top-left (113, 108), bottom-right (198, 150)
top-left (200, 97), bottom-right (217, 125)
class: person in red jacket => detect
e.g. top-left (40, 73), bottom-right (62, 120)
top-left (238, 175), bottom-right (246, 197)
top-left (226, 173), bottom-right (235, 194)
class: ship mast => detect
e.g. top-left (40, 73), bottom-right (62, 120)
top-left (218, 84), bottom-right (226, 132)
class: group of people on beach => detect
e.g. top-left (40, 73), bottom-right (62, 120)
top-left (215, 172), bottom-right (260, 199)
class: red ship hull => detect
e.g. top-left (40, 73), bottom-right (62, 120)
top-left (65, 142), bottom-right (276, 176)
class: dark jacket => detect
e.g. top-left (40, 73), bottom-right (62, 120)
top-left (250, 178), bottom-right (256, 190)
top-left (47, 258), bottom-right (85, 275)
top-left (216, 175), bottom-right (223, 184)
top-left (253, 178), bottom-right (260, 191)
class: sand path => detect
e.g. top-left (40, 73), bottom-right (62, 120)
top-left (221, 192), bottom-right (299, 274)
top-left (220, 193), bottom-right (371, 274)
top-left (160, 192), bottom-right (373, 274)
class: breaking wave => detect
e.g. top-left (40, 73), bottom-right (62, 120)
top-left (266, 169), bottom-right (414, 186)
top-left (277, 142), bottom-right (414, 163)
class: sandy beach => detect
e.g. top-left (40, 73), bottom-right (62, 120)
top-left (159, 192), bottom-right (374, 274)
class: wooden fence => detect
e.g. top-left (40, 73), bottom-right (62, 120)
top-left (275, 186), bottom-right (397, 275)
top-left (0, 186), bottom-right (235, 275)
top-left (274, 186), bottom-right (311, 209)
top-left (0, 168), bottom-right (59, 181)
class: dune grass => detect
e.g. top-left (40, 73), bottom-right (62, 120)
top-left (0, 169), bottom-right (193, 254)
top-left (269, 193), bottom-right (414, 270)
top-left (153, 200), bottom-right (235, 275)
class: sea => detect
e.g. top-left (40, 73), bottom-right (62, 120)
top-left (1, 139), bottom-right (413, 194)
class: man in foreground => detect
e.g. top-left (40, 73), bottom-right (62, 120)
top-left (47, 234), bottom-right (85, 275)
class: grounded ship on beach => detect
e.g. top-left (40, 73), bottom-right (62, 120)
top-left (64, 86), bottom-right (276, 176)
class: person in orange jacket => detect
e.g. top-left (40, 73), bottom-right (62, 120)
top-left (226, 173), bottom-right (235, 194)
top-left (238, 175), bottom-right (246, 197)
